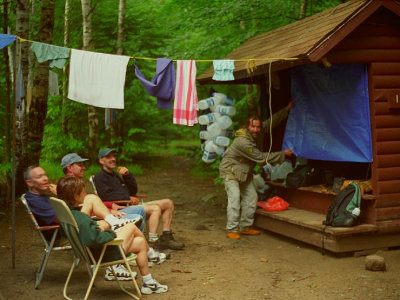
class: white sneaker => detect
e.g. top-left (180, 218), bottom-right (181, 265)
top-left (141, 279), bottom-right (168, 294)
top-left (112, 217), bottom-right (142, 232)
top-left (147, 247), bottom-right (167, 265)
top-left (104, 264), bottom-right (137, 281)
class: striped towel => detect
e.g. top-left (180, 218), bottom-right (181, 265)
top-left (173, 60), bottom-right (198, 126)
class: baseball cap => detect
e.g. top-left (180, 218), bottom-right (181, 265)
top-left (61, 153), bottom-right (89, 168)
top-left (98, 148), bottom-right (116, 159)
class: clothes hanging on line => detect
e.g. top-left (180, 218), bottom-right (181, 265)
top-left (173, 60), bottom-right (198, 126)
top-left (15, 64), bottom-right (25, 108)
top-left (135, 58), bottom-right (175, 110)
top-left (30, 42), bottom-right (70, 69)
top-left (68, 49), bottom-right (130, 109)
top-left (0, 34), bottom-right (16, 49)
top-left (48, 70), bottom-right (59, 96)
top-left (212, 59), bottom-right (235, 81)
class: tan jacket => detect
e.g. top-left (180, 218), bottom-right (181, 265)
top-left (219, 108), bottom-right (288, 182)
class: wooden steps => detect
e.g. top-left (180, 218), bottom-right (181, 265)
top-left (254, 207), bottom-right (400, 253)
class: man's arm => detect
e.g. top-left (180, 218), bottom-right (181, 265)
top-left (118, 167), bottom-right (138, 197)
top-left (262, 100), bottom-right (294, 132)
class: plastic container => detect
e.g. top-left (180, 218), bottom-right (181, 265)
top-left (207, 122), bottom-right (223, 137)
top-left (199, 130), bottom-right (211, 140)
top-left (198, 113), bottom-right (220, 125)
top-left (204, 140), bottom-right (225, 156)
top-left (202, 149), bottom-right (216, 163)
top-left (198, 97), bottom-right (221, 110)
top-left (215, 105), bottom-right (236, 116)
top-left (212, 92), bottom-right (235, 106)
top-left (216, 115), bottom-right (232, 129)
top-left (224, 129), bottom-right (235, 138)
top-left (213, 136), bottom-right (230, 147)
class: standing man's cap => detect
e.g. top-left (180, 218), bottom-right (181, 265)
top-left (98, 148), bottom-right (116, 159)
top-left (61, 153), bottom-right (89, 168)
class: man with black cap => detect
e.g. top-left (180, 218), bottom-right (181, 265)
top-left (94, 148), bottom-right (185, 251)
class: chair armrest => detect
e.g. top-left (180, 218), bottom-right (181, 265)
top-left (135, 194), bottom-right (147, 199)
top-left (37, 225), bottom-right (60, 231)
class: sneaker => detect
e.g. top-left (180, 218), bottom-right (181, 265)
top-left (104, 264), bottom-right (137, 281)
top-left (158, 232), bottom-right (185, 250)
top-left (112, 217), bottom-right (142, 232)
top-left (227, 232), bottom-right (241, 239)
top-left (141, 279), bottom-right (168, 294)
top-left (148, 248), bottom-right (167, 265)
top-left (240, 228), bottom-right (261, 235)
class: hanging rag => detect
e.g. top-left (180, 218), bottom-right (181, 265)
top-left (68, 49), bottom-right (130, 109)
top-left (173, 60), bottom-right (198, 126)
top-left (30, 42), bottom-right (70, 69)
top-left (48, 70), bottom-right (59, 96)
top-left (135, 58), bottom-right (175, 110)
top-left (0, 34), bottom-right (16, 49)
top-left (212, 59), bottom-right (235, 81)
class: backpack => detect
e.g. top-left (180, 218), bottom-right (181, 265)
top-left (285, 164), bottom-right (323, 188)
top-left (323, 182), bottom-right (361, 227)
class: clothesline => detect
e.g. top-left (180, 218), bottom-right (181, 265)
top-left (15, 35), bottom-right (299, 63)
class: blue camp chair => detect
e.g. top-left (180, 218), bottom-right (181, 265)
top-left (49, 196), bottom-right (141, 300)
top-left (21, 194), bottom-right (71, 289)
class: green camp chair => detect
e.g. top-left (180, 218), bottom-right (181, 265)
top-left (49, 197), bottom-right (141, 300)
top-left (21, 194), bottom-right (71, 289)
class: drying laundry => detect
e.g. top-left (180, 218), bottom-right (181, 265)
top-left (30, 42), bottom-right (70, 69)
top-left (173, 60), bottom-right (198, 126)
top-left (135, 58), bottom-right (175, 110)
top-left (0, 34), bottom-right (16, 49)
top-left (15, 64), bottom-right (25, 107)
top-left (212, 59), bottom-right (235, 81)
top-left (68, 49), bottom-right (130, 109)
top-left (48, 70), bottom-right (59, 96)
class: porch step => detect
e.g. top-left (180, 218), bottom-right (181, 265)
top-left (254, 207), bottom-right (400, 253)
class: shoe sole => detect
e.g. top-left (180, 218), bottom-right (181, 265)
top-left (141, 287), bottom-right (168, 294)
top-left (105, 276), bottom-right (135, 281)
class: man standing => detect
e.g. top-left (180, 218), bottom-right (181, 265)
top-left (94, 148), bottom-right (184, 251)
top-left (220, 101), bottom-right (294, 240)
top-left (61, 153), bottom-right (146, 232)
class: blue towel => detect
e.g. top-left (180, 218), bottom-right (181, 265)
top-left (135, 58), bottom-right (175, 110)
top-left (0, 34), bottom-right (16, 49)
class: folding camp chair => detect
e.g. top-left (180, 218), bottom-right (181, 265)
top-left (49, 197), bottom-right (141, 300)
top-left (20, 194), bottom-right (71, 289)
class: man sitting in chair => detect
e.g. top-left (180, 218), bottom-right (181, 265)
top-left (94, 148), bottom-right (184, 251)
top-left (24, 166), bottom-right (163, 281)
top-left (56, 176), bottom-right (168, 295)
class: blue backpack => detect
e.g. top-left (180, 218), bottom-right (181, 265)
top-left (323, 182), bottom-right (361, 227)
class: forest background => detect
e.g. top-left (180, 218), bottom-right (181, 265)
top-left (0, 0), bottom-right (345, 204)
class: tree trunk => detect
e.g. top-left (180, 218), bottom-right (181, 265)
top-left (2, 0), bottom-right (11, 162)
top-left (110, 0), bottom-right (126, 145)
top-left (14, 0), bottom-right (30, 195)
top-left (25, 0), bottom-right (56, 167)
top-left (81, 0), bottom-right (99, 160)
top-left (299, 0), bottom-right (308, 19)
top-left (62, 0), bottom-right (70, 134)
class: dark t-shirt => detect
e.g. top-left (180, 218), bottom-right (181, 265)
top-left (93, 169), bottom-right (138, 201)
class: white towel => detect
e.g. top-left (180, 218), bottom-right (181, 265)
top-left (173, 60), bottom-right (198, 126)
top-left (68, 49), bottom-right (130, 109)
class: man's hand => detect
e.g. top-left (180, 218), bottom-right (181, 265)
top-left (48, 184), bottom-right (57, 195)
top-left (117, 166), bottom-right (129, 176)
top-left (110, 209), bottom-right (126, 218)
top-left (111, 202), bottom-right (126, 210)
top-left (284, 149), bottom-right (294, 157)
top-left (129, 196), bottom-right (140, 205)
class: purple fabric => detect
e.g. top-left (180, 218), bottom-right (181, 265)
top-left (135, 58), bottom-right (175, 110)
top-left (0, 34), bottom-right (16, 49)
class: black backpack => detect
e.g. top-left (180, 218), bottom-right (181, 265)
top-left (285, 164), bottom-right (323, 188)
top-left (323, 182), bottom-right (361, 227)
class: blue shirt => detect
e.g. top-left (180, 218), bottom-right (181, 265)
top-left (25, 192), bottom-right (57, 226)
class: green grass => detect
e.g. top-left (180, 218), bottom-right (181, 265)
top-left (158, 139), bottom-right (200, 157)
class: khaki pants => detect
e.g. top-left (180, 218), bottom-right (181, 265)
top-left (224, 177), bottom-right (257, 232)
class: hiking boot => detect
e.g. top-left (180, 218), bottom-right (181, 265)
top-left (148, 248), bottom-right (167, 265)
top-left (112, 217), bottom-right (142, 232)
top-left (227, 232), bottom-right (240, 239)
top-left (141, 279), bottom-right (168, 294)
top-left (104, 264), bottom-right (137, 281)
top-left (240, 228), bottom-right (261, 235)
top-left (158, 232), bottom-right (185, 250)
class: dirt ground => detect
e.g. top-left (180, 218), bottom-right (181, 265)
top-left (1, 155), bottom-right (400, 300)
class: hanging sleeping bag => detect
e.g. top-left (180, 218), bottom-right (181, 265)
top-left (323, 182), bottom-right (361, 227)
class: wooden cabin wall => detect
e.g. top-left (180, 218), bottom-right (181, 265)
top-left (327, 7), bottom-right (400, 224)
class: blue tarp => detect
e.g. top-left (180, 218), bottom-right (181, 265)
top-left (0, 34), bottom-right (16, 49)
top-left (282, 63), bottom-right (373, 162)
